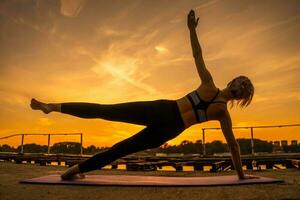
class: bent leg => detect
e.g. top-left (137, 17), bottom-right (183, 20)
top-left (60, 100), bottom-right (166, 126)
top-left (77, 126), bottom-right (168, 173)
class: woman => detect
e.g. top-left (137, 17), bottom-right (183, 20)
top-left (30, 10), bottom-right (254, 180)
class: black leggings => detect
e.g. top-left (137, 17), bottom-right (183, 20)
top-left (60, 99), bottom-right (185, 173)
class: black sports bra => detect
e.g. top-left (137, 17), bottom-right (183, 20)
top-left (186, 88), bottom-right (226, 123)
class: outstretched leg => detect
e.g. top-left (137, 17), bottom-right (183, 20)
top-left (61, 122), bottom-right (185, 180)
top-left (78, 126), bottom-right (170, 174)
top-left (60, 101), bottom-right (155, 126)
top-left (31, 98), bottom-right (170, 126)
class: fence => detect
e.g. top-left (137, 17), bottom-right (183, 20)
top-left (0, 123), bottom-right (299, 156)
top-left (0, 133), bottom-right (83, 156)
top-left (201, 124), bottom-right (300, 156)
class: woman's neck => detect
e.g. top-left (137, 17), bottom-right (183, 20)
top-left (220, 87), bottom-right (233, 102)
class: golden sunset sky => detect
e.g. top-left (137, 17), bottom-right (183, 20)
top-left (0, 0), bottom-right (299, 148)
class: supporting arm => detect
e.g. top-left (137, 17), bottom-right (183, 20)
top-left (219, 109), bottom-right (245, 179)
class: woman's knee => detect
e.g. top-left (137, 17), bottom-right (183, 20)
top-left (109, 126), bottom-right (165, 153)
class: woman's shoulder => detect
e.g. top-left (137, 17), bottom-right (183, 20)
top-left (196, 82), bottom-right (218, 92)
top-left (216, 104), bottom-right (231, 120)
top-left (206, 105), bottom-right (229, 122)
top-left (195, 84), bottom-right (219, 100)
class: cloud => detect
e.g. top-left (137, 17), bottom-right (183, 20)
top-left (89, 47), bottom-right (158, 96)
top-left (155, 46), bottom-right (169, 53)
top-left (1, 0), bottom-right (300, 146)
top-left (38, 117), bottom-right (55, 126)
top-left (60, 0), bottom-right (88, 17)
top-left (195, 0), bottom-right (220, 10)
top-left (96, 26), bottom-right (133, 37)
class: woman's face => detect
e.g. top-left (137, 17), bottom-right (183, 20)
top-left (229, 78), bottom-right (246, 99)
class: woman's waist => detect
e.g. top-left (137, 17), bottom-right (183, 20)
top-left (158, 99), bottom-right (187, 129)
top-left (175, 95), bottom-right (194, 113)
top-left (175, 96), bottom-right (198, 128)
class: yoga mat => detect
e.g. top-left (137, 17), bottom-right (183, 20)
top-left (20, 174), bottom-right (283, 187)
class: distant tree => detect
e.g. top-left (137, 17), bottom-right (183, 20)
top-left (253, 139), bottom-right (273, 153)
top-left (83, 145), bottom-right (110, 154)
top-left (237, 138), bottom-right (273, 154)
top-left (206, 140), bottom-right (228, 155)
top-left (195, 139), bottom-right (203, 154)
top-left (283, 144), bottom-right (300, 153)
top-left (51, 142), bottom-right (81, 154)
top-left (16, 143), bottom-right (47, 153)
top-left (237, 139), bottom-right (252, 154)
top-left (0, 144), bottom-right (16, 152)
top-left (158, 143), bottom-right (179, 154)
top-left (2, 137), bottom-right (295, 155)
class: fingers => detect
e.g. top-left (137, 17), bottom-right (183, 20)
top-left (188, 9), bottom-right (198, 23)
top-left (189, 9), bottom-right (195, 18)
top-left (189, 9), bottom-right (195, 15)
top-left (187, 9), bottom-right (199, 29)
top-left (245, 174), bottom-right (259, 179)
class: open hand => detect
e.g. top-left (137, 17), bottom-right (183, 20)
top-left (240, 174), bottom-right (259, 180)
top-left (187, 9), bottom-right (199, 30)
top-left (61, 173), bottom-right (86, 180)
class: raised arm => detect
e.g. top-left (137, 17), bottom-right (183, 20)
top-left (187, 10), bottom-right (214, 86)
top-left (219, 109), bottom-right (245, 179)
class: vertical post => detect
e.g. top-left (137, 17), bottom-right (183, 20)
top-left (20, 134), bottom-right (24, 154)
top-left (47, 134), bottom-right (51, 154)
top-left (202, 129), bottom-right (206, 156)
top-left (80, 133), bottom-right (83, 156)
top-left (250, 127), bottom-right (254, 156)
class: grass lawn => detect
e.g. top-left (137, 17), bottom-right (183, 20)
top-left (0, 161), bottom-right (299, 200)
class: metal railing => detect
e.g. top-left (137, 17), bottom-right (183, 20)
top-left (1, 124), bottom-right (299, 157)
top-left (201, 123), bottom-right (300, 156)
top-left (0, 133), bottom-right (83, 156)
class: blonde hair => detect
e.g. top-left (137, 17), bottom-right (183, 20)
top-left (227, 75), bottom-right (254, 109)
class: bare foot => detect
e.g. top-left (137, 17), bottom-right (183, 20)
top-left (30, 98), bottom-right (51, 114)
top-left (60, 164), bottom-right (84, 180)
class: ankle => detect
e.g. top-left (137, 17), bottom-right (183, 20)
top-left (67, 164), bottom-right (80, 175)
top-left (48, 103), bottom-right (61, 112)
